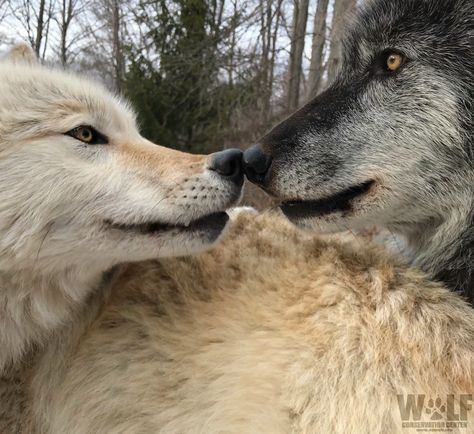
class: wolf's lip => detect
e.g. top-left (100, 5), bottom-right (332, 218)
top-left (280, 180), bottom-right (374, 220)
top-left (105, 211), bottom-right (229, 235)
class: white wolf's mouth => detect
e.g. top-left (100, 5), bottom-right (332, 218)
top-left (280, 180), bottom-right (374, 220)
top-left (105, 211), bottom-right (229, 236)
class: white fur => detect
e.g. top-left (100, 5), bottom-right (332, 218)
top-left (0, 45), bottom-right (240, 372)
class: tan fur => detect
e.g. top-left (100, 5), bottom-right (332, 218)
top-left (2, 211), bottom-right (470, 433)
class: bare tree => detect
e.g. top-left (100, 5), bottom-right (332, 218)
top-left (34, 0), bottom-right (46, 56)
top-left (227, 0), bottom-right (238, 85)
top-left (287, 0), bottom-right (309, 112)
top-left (56, 0), bottom-right (77, 66)
top-left (111, 0), bottom-right (124, 91)
top-left (0, 0), bottom-right (10, 24)
top-left (40, 0), bottom-right (54, 60)
top-left (326, 0), bottom-right (356, 84)
top-left (257, 0), bottom-right (284, 122)
top-left (9, 0), bottom-right (53, 59)
top-left (259, 0), bottom-right (271, 109)
top-left (78, 0), bottom-right (130, 90)
top-left (267, 0), bottom-right (283, 114)
top-left (307, 0), bottom-right (329, 98)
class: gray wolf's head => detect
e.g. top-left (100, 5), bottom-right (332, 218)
top-left (244, 0), bottom-right (474, 235)
top-left (0, 45), bottom-right (243, 275)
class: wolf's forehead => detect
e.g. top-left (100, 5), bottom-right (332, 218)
top-left (349, 0), bottom-right (471, 59)
top-left (0, 64), bottom-right (137, 134)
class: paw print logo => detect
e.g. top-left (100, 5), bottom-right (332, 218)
top-left (425, 397), bottom-right (446, 420)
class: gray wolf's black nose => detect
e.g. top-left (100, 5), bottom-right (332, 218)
top-left (243, 144), bottom-right (272, 185)
top-left (209, 148), bottom-right (243, 185)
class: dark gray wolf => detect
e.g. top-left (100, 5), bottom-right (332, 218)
top-left (244, 0), bottom-right (474, 305)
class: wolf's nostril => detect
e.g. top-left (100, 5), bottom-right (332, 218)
top-left (243, 144), bottom-right (272, 185)
top-left (208, 148), bottom-right (244, 185)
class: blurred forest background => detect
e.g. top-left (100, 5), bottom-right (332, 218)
top-left (0, 0), bottom-right (357, 206)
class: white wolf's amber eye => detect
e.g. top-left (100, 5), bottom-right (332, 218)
top-left (386, 53), bottom-right (404, 71)
top-left (75, 126), bottom-right (93, 143)
top-left (65, 125), bottom-right (108, 145)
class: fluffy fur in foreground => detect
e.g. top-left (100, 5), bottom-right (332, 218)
top-left (4, 211), bottom-right (473, 434)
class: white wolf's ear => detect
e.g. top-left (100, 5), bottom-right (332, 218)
top-left (3, 43), bottom-right (38, 65)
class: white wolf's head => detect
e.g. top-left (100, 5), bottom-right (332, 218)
top-left (0, 45), bottom-right (243, 276)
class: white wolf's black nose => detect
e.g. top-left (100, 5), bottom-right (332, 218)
top-left (243, 144), bottom-right (272, 185)
top-left (209, 148), bottom-right (243, 185)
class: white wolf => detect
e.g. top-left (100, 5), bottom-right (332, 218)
top-left (0, 43), bottom-right (244, 373)
top-left (1, 45), bottom-right (473, 434)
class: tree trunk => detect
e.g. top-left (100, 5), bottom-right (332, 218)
top-left (307, 0), bottom-right (329, 98)
top-left (326, 0), bottom-right (357, 85)
top-left (259, 0), bottom-right (269, 106)
top-left (266, 0), bottom-right (283, 120)
top-left (34, 0), bottom-right (46, 57)
top-left (111, 0), bottom-right (124, 92)
top-left (228, 1), bottom-right (237, 86)
top-left (60, 0), bottom-right (74, 66)
top-left (40, 0), bottom-right (53, 61)
top-left (287, 0), bottom-right (310, 112)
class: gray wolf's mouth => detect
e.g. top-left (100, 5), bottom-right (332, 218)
top-left (105, 211), bottom-right (229, 235)
top-left (280, 180), bottom-right (374, 220)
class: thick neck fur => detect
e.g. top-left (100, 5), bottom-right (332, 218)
top-left (401, 203), bottom-right (474, 306)
top-left (0, 266), bottom-right (105, 373)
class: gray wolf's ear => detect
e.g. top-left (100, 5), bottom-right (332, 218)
top-left (3, 43), bottom-right (38, 65)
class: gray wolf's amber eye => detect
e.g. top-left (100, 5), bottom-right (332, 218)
top-left (386, 53), bottom-right (406, 72)
top-left (65, 126), bottom-right (108, 145)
